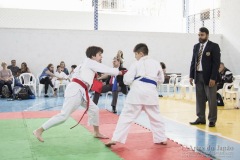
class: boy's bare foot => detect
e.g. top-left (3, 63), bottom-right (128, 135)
top-left (105, 141), bottom-right (116, 147)
top-left (94, 133), bottom-right (109, 139)
top-left (33, 129), bottom-right (44, 142)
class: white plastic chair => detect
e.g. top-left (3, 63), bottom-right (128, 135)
top-left (233, 75), bottom-right (240, 79)
top-left (224, 78), bottom-right (240, 102)
top-left (224, 83), bottom-right (237, 102)
top-left (175, 75), bottom-right (194, 99)
top-left (56, 80), bottom-right (68, 95)
top-left (235, 86), bottom-right (240, 107)
top-left (18, 73), bottom-right (37, 96)
top-left (105, 91), bottom-right (112, 109)
top-left (160, 74), bottom-right (177, 96)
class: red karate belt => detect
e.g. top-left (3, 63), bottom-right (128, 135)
top-left (70, 78), bottom-right (90, 129)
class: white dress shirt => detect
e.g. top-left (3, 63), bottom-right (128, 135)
top-left (124, 56), bottom-right (164, 105)
top-left (198, 40), bottom-right (208, 71)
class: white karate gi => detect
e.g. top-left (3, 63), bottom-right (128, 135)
top-left (42, 58), bottom-right (119, 130)
top-left (112, 56), bottom-right (167, 143)
top-left (52, 71), bottom-right (69, 89)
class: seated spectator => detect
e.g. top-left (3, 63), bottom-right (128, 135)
top-left (7, 60), bottom-right (19, 77)
top-left (159, 62), bottom-right (167, 97)
top-left (160, 62), bottom-right (169, 83)
top-left (218, 62), bottom-right (233, 90)
top-left (39, 64), bottom-right (57, 97)
top-left (116, 50), bottom-right (124, 67)
top-left (18, 62), bottom-right (31, 75)
top-left (0, 62), bottom-right (13, 97)
top-left (52, 65), bottom-right (70, 96)
top-left (60, 61), bottom-right (69, 75)
top-left (69, 64), bottom-right (77, 80)
top-left (16, 62), bottom-right (32, 85)
top-left (92, 57), bottom-right (128, 113)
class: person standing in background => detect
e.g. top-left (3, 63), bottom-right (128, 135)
top-left (117, 50), bottom-right (124, 67)
top-left (189, 27), bottom-right (221, 127)
top-left (93, 57), bottom-right (128, 113)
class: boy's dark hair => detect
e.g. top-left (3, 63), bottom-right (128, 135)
top-left (86, 46), bottom-right (103, 58)
top-left (160, 62), bottom-right (166, 69)
top-left (199, 27), bottom-right (209, 35)
top-left (71, 65), bottom-right (77, 69)
top-left (133, 43), bottom-right (148, 55)
top-left (57, 65), bottom-right (61, 69)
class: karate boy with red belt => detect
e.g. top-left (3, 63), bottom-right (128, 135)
top-left (106, 43), bottom-right (167, 147)
top-left (33, 46), bottom-right (122, 142)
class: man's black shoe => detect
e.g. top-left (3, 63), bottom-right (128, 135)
top-left (209, 122), bottom-right (216, 127)
top-left (189, 119), bottom-right (206, 125)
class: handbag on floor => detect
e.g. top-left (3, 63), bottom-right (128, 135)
top-left (13, 86), bottom-right (29, 100)
top-left (2, 85), bottom-right (11, 98)
top-left (217, 93), bottom-right (224, 106)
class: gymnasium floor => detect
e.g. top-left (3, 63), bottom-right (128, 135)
top-left (0, 92), bottom-right (239, 160)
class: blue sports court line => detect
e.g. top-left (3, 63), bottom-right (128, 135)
top-left (134, 112), bottom-right (239, 160)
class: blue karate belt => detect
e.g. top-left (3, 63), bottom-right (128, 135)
top-left (134, 77), bottom-right (157, 86)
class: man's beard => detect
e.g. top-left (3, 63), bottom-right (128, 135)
top-left (199, 38), bottom-right (208, 43)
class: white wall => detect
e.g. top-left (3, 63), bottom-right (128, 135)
top-left (0, 4), bottom-right (184, 32)
top-left (221, 0), bottom-right (240, 74)
top-left (0, 8), bottom-right (94, 30)
top-left (189, 0), bottom-right (221, 15)
top-left (0, 28), bottom-right (222, 77)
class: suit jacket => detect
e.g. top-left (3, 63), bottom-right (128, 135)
top-left (190, 40), bottom-right (221, 85)
top-left (106, 66), bottom-right (128, 94)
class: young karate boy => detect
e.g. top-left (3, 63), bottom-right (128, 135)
top-left (33, 46), bottom-right (122, 142)
top-left (106, 43), bottom-right (167, 147)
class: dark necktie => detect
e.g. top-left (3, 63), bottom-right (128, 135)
top-left (196, 44), bottom-right (204, 71)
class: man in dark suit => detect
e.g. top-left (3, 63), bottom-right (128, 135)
top-left (189, 27), bottom-right (221, 127)
top-left (93, 57), bottom-right (128, 113)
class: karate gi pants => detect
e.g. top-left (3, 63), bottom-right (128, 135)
top-left (112, 103), bottom-right (167, 143)
top-left (42, 83), bottom-right (99, 130)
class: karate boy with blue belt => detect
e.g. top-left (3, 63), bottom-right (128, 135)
top-left (106, 43), bottom-right (167, 147)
